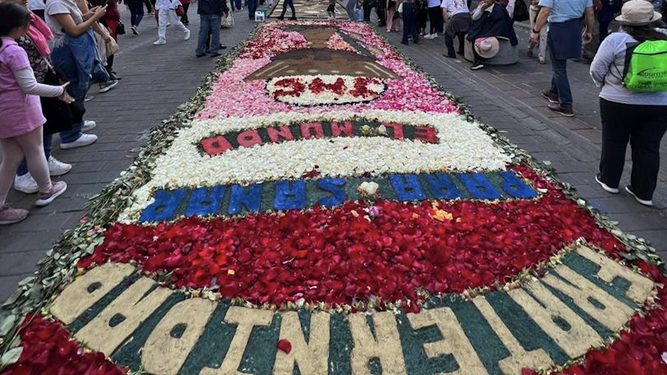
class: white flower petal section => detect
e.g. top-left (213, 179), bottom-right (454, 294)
top-left (120, 110), bottom-right (511, 222)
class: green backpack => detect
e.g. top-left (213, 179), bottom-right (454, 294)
top-left (623, 40), bottom-right (667, 93)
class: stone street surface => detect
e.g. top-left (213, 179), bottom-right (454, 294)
top-left (1, 8), bottom-right (666, 304)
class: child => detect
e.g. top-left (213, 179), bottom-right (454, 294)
top-left (327, 0), bottom-right (336, 20)
top-left (0, 2), bottom-right (71, 225)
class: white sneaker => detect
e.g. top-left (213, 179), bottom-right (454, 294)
top-left (432, 33), bottom-right (438, 38)
top-left (423, 33), bottom-right (433, 39)
top-left (82, 120), bottom-right (97, 132)
top-left (99, 79), bottom-right (119, 93)
top-left (625, 186), bottom-right (654, 207)
top-left (184, 29), bottom-right (190, 40)
top-left (153, 39), bottom-right (166, 45)
top-left (60, 133), bottom-right (98, 150)
top-left (48, 156), bottom-right (72, 176)
top-left (14, 173), bottom-right (38, 194)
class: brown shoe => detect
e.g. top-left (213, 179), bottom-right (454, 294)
top-left (541, 90), bottom-right (558, 104)
top-left (547, 103), bottom-right (574, 117)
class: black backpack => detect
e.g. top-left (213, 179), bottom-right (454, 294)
top-left (513, 0), bottom-right (529, 21)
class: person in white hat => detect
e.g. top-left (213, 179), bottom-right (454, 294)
top-left (590, 0), bottom-right (667, 207)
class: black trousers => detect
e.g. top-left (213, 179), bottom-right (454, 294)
top-left (444, 32), bottom-right (465, 56)
top-left (599, 98), bottom-right (667, 200)
top-left (279, 0), bottom-right (296, 18)
top-left (427, 6), bottom-right (442, 34)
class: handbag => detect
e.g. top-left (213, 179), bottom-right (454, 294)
top-left (106, 37), bottom-right (119, 56)
top-left (175, 4), bottom-right (184, 16)
top-left (221, 11), bottom-right (235, 27)
top-left (40, 60), bottom-right (84, 135)
top-left (116, 21), bottom-right (126, 35)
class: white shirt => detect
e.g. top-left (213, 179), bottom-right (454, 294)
top-left (441, 0), bottom-right (470, 15)
top-left (30, 0), bottom-right (46, 11)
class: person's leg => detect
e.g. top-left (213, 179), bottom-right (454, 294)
top-left (598, 98), bottom-right (630, 189)
top-left (158, 8), bottom-right (168, 41)
top-left (551, 57), bottom-right (572, 106)
top-left (628, 106), bottom-right (667, 200)
top-left (401, 4), bottom-right (411, 43)
top-left (289, 0), bottom-right (296, 18)
top-left (363, 0), bottom-right (372, 20)
top-left (16, 131), bottom-right (52, 177)
top-left (444, 32), bottom-right (456, 57)
top-left (411, 6), bottom-right (420, 42)
top-left (168, 9), bottom-right (188, 33)
top-left (377, 0), bottom-right (386, 26)
top-left (196, 14), bottom-right (211, 55)
top-left (52, 39), bottom-right (90, 144)
top-left (279, 0), bottom-right (287, 17)
top-left (182, 2), bottom-right (190, 24)
top-left (210, 15), bottom-right (221, 54)
top-left (387, 7), bottom-right (394, 30)
top-left (0, 138), bottom-right (25, 206)
top-left (428, 6), bottom-right (438, 34)
top-left (457, 32), bottom-right (466, 54)
top-left (15, 128), bottom-right (51, 192)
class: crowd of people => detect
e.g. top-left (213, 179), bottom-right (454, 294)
top-left (0, 0), bottom-right (666, 224)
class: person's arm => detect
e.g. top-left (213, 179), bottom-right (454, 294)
top-left (590, 36), bottom-right (615, 86)
top-left (583, 6), bottom-right (594, 44)
top-left (13, 67), bottom-right (65, 97)
top-left (52, 5), bottom-right (107, 37)
top-left (529, 4), bottom-right (549, 43)
top-left (471, 1), bottom-right (489, 19)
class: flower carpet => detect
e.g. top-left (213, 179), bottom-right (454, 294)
top-left (1, 21), bottom-right (667, 375)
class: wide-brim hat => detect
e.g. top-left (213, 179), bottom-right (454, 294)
top-left (474, 37), bottom-right (500, 59)
top-left (616, 0), bottom-right (662, 25)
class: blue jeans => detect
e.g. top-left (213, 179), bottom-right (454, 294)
top-left (50, 31), bottom-right (100, 143)
top-left (547, 36), bottom-right (572, 107)
top-left (401, 3), bottom-right (419, 44)
top-left (231, 0), bottom-right (242, 10)
top-left (196, 14), bottom-right (221, 55)
top-left (247, 0), bottom-right (257, 19)
top-left (127, 0), bottom-right (145, 26)
top-left (17, 133), bottom-right (53, 177)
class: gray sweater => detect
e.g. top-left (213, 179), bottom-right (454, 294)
top-left (590, 30), bottom-right (667, 106)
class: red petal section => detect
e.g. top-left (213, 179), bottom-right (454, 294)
top-left (0, 315), bottom-right (126, 375)
top-left (81, 168), bottom-right (623, 307)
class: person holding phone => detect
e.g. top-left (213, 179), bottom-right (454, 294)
top-left (46, 0), bottom-right (106, 148)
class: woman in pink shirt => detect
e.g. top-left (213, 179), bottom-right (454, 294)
top-left (0, 2), bottom-right (73, 224)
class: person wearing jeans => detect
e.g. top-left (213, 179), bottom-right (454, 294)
top-left (590, 0), bottom-right (667, 207)
top-left (127, 0), bottom-right (144, 33)
top-left (401, 0), bottom-right (420, 44)
top-left (531, 0), bottom-right (594, 116)
top-left (247, 0), bottom-right (257, 20)
top-left (195, 0), bottom-right (227, 57)
top-left (46, 0), bottom-right (105, 148)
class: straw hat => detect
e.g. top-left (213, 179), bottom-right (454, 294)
top-left (616, 0), bottom-right (662, 25)
top-left (474, 37), bottom-right (500, 59)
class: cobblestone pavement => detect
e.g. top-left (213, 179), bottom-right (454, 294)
top-left (1, 13), bottom-right (666, 304)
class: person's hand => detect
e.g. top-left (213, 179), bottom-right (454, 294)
top-left (92, 4), bottom-right (108, 19)
top-left (530, 31), bottom-right (539, 44)
top-left (582, 31), bottom-right (592, 44)
top-left (58, 83), bottom-right (74, 104)
top-left (482, 0), bottom-right (494, 9)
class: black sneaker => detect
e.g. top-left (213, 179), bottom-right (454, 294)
top-left (131, 25), bottom-right (139, 35)
top-left (99, 79), bottom-right (119, 93)
top-left (471, 61), bottom-right (484, 70)
top-left (196, 53), bottom-right (206, 57)
top-left (547, 103), bottom-right (574, 117)
top-left (541, 90), bottom-right (558, 104)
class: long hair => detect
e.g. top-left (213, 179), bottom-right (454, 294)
top-left (0, 3), bottom-right (31, 48)
top-left (623, 24), bottom-right (667, 42)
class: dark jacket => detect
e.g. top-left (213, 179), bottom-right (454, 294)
top-left (197, 0), bottom-right (229, 15)
top-left (467, 3), bottom-right (518, 45)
